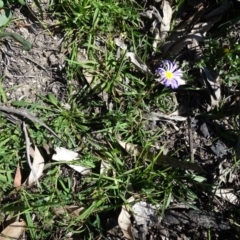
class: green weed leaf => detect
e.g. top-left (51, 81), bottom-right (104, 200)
top-left (0, 9), bottom-right (12, 27)
top-left (0, 0), bottom-right (4, 8)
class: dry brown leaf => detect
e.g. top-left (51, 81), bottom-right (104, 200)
top-left (0, 219), bottom-right (26, 240)
top-left (187, 38), bottom-right (203, 62)
top-left (114, 38), bottom-right (127, 50)
top-left (201, 67), bottom-right (221, 109)
top-left (191, 14), bottom-right (223, 35)
top-left (187, 2), bottom-right (206, 30)
top-left (163, 36), bottom-right (193, 56)
top-left (152, 27), bottom-right (160, 52)
top-left (54, 205), bottom-right (85, 217)
top-left (214, 189), bottom-right (239, 205)
top-left (77, 49), bottom-right (110, 109)
top-left (202, 1), bottom-right (231, 20)
top-left (77, 49), bottom-right (95, 86)
top-left (117, 139), bottom-right (205, 173)
top-left (160, 0), bottom-right (172, 40)
top-left (100, 160), bottom-right (111, 175)
top-left (13, 161), bottom-right (22, 188)
top-left (118, 196), bottom-right (135, 240)
top-left (132, 201), bottom-right (163, 239)
top-left (24, 145), bottom-right (44, 186)
top-left (143, 112), bottom-right (187, 122)
top-left (52, 147), bottom-right (91, 175)
top-left (162, 4), bottom-right (223, 58)
top-left (126, 52), bottom-right (153, 76)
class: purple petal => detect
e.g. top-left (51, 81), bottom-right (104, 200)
top-left (173, 69), bottom-right (183, 76)
top-left (171, 62), bottom-right (180, 72)
top-left (163, 79), bottom-right (171, 87)
top-left (155, 68), bottom-right (165, 74)
top-left (173, 76), bottom-right (182, 82)
top-left (166, 60), bottom-right (172, 71)
top-left (170, 79), bottom-right (179, 89)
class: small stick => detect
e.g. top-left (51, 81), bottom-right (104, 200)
top-left (23, 56), bottom-right (49, 72)
top-left (22, 121), bottom-right (41, 187)
top-left (188, 116), bottom-right (194, 162)
top-left (0, 105), bottom-right (67, 146)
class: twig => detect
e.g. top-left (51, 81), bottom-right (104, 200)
top-left (23, 56), bottom-right (49, 74)
top-left (188, 116), bottom-right (194, 163)
top-left (22, 121), bottom-right (41, 187)
top-left (0, 105), bottom-right (67, 146)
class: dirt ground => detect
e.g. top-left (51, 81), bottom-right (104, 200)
top-left (0, 4), bottom-right (66, 103)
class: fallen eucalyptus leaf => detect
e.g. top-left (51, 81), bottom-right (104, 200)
top-left (160, 1), bottom-right (172, 40)
top-left (132, 201), bottom-right (163, 240)
top-left (77, 49), bottom-right (110, 109)
top-left (143, 112), bottom-right (187, 122)
top-left (214, 189), bottom-right (239, 205)
top-left (126, 52), bottom-right (153, 76)
top-left (54, 205), bottom-right (85, 217)
top-left (187, 38), bottom-right (203, 62)
top-left (114, 38), bottom-right (127, 50)
top-left (191, 15), bottom-right (223, 35)
top-left (24, 145), bottom-right (44, 186)
top-left (163, 36), bottom-right (193, 56)
top-left (13, 161), bottom-right (22, 188)
top-left (52, 147), bottom-right (91, 175)
top-left (0, 219), bottom-right (26, 240)
top-left (118, 196), bottom-right (135, 240)
top-left (202, 1), bottom-right (231, 20)
top-left (117, 139), bottom-right (205, 173)
top-left (201, 67), bottom-right (221, 108)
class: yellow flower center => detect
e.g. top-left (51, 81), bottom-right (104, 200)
top-left (165, 71), bottom-right (173, 80)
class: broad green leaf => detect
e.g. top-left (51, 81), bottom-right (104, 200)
top-left (0, 9), bottom-right (12, 27)
top-left (18, 0), bottom-right (26, 5)
top-left (0, 0), bottom-right (4, 8)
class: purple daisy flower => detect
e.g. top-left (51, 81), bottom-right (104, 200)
top-left (155, 60), bottom-right (185, 89)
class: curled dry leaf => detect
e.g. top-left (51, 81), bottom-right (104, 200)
top-left (117, 138), bottom-right (205, 173)
top-left (214, 189), bottom-right (239, 205)
top-left (152, 27), bottom-right (160, 52)
top-left (77, 49), bottom-right (110, 109)
top-left (201, 67), bottom-right (221, 109)
top-left (54, 205), bottom-right (85, 218)
top-left (77, 49), bottom-right (95, 86)
top-left (118, 196), bottom-right (135, 240)
top-left (24, 145), bottom-right (44, 186)
top-left (162, 1), bottom-right (226, 58)
top-left (52, 147), bottom-right (91, 175)
top-left (13, 161), bottom-right (22, 188)
top-left (202, 1), bottom-right (231, 20)
top-left (187, 37), bottom-right (203, 62)
top-left (0, 219), bottom-right (26, 240)
top-left (132, 201), bottom-right (163, 239)
top-left (100, 160), bottom-right (111, 175)
top-left (126, 52), bottom-right (153, 76)
top-left (142, 112), bottom-right (187, 122)
top-left (191, 15), bottom-right (223, 35)
top-left (160, 1), bottom-right (172, 40)
top-left (162, 36), bottom-right (193, 57)
top-left (114, 38), bottom-right (127, 50)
